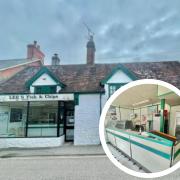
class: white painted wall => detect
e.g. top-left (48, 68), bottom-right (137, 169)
top-left (107, 70), bottom-right (132, 83)
top-left (32, 73), bottom-right (57, 86)
top-left (74, 94), bottom-right (101, 145)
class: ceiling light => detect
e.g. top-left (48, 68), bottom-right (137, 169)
top-left (132, 99), bottom-right (150, 106)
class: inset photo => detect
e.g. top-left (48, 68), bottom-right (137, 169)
top-left (99, 80), bottom-right (180, 178)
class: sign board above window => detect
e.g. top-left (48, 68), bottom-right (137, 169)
top-left (0, 94), bottom-right (74, 102)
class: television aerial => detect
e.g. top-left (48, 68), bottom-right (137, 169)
top-left (83, 22), bottom-right (95, 40)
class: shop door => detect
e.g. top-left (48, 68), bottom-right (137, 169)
top-left (65, 103), bottom-right (74, 141)
top-left (0, 112), bottom-right (9, 135)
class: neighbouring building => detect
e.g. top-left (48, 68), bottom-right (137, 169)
top-left (0, 41), bottom-right (44, 83)
top-left (0, 37), bottom-right (180, 148)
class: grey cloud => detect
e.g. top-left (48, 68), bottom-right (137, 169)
top-left (0, 0), bottom-right (180, 64)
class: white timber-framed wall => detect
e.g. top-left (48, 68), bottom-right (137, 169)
top-left (74, 94), bottom-right (101, 145)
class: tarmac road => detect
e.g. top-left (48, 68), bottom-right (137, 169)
top-left (0, 155), bottom-right (179, 180)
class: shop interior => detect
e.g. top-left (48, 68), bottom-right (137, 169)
top-left (105, 84), bottom-right (180, 172)
top-left (105, 84), bottom-right (180, 140)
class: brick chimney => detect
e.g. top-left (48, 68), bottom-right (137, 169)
top-left (86, 35), bottom-right (95, 65)
top-left (52, 53), bottom-right (60, 65)
top-left (27, 41), bottom-right (45, 61)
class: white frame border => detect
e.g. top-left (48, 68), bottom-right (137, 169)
top-left (99, 79), bottom-right (180, 178)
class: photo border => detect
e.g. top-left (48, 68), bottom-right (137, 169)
top-left (99, 79), bottom-right (180, 178)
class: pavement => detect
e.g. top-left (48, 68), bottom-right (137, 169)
top-left (0, 143), bottom-right (105, 158)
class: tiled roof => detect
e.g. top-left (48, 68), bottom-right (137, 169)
top-left (0, 58), bottom-right (40, 70)
top-left (0, 61), bottom-right (180, 93)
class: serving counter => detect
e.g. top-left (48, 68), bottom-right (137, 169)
top-left (106, 127), bottom-right (179, 172)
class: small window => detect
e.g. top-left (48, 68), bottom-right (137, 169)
top-left (10, 108), bottom-right (23, 122)
top-left (109, 83), bottom-right (126, 97)
top-left (35, 86), bottom-right (56, 94)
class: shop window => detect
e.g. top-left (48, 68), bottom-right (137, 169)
top-left (29, 107), bottom-right (57, 124)
top-left (0, 102), bottom-right (27, 137)
top-left (10, 108), bottom-right (23, 122)
top-left (28, 101), bottom-right (58, 137)
top-left (35, 86), bottom-right (56, 94)
top-left (109, 83), bottom-right (126, 97)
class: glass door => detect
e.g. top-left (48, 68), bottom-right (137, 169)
top-left (64, 102), bottom-right (74, 141)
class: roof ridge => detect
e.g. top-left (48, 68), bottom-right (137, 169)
top-left (46, 61), bottom-right (180, 67)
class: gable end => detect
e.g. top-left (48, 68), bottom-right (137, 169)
top-left (100, 64), bottom-right (138, 85)
top-left (25, 67), bottom-right (65, 89)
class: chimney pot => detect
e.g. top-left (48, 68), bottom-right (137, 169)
top-left (34, 40), bottom-right (37, 46)
top-left (27, 41), bottom-right (45, 63)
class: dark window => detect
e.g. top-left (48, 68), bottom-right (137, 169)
top-left (109, 83), bottom-right (127, 97)
top-left (35, 86), bottom-right (56, 94)
top-left (10, 108), bottom-right (23, 122)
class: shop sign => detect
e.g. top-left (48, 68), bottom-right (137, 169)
top-left (0, 94), bottom-right (74, 102)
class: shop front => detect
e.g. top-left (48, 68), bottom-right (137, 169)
top-left (0, 93), bottom-right (74, 147)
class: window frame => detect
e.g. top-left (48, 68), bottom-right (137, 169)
top-left (34, 85), bottom-right (57, 94)
top-left (10, 108), bottom-right (23, 123)
top-left (108, 83), bottom-right (127, 97)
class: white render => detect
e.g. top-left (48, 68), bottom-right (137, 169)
top-left (32, 73), bottom-right (57, 86)
top-left (107, 70), bottom-right (132, 83)
top-left (0, 136), bottom-right (64, 148)
top-left (74, 94), bottom-right (101, 145)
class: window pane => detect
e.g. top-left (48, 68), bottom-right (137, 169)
top-left (28, 101), bottom-right (58, 137)
top-left (35, 86), bottom-right (56, 94)
top-left (0, 102), bottom-right (27, 137)
top-left (109, 84), bottom-right (126, 96)
top-left (10, 108), bottom-right (23, 122)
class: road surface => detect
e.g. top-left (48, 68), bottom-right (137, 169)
top-left (0, 156), bottom-right (179, 180)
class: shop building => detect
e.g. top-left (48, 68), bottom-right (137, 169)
top-left (0, 37), bottom-right (180, 148)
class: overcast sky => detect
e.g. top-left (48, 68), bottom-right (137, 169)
top-left (1, 0), bottom-right (180, 64)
